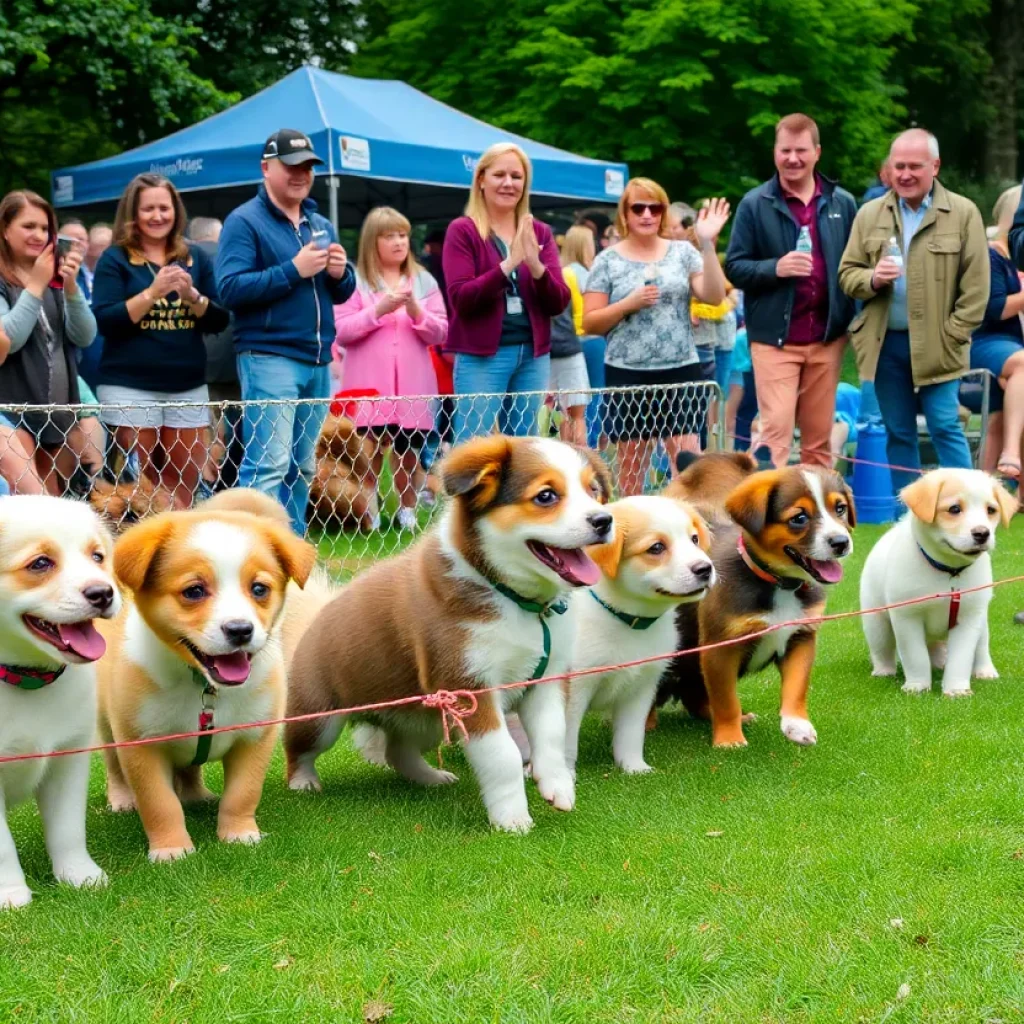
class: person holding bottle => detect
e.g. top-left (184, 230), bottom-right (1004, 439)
top-left (725, 113), bottom-right (857, 469)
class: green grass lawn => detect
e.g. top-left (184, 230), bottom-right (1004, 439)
top-left (4, 520), bottom-right (1024, 1022)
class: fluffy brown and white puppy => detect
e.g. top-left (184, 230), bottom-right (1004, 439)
top-left (285, 435), bottom-right (613, 833)
top-left (89, 475), bottom-right (175, 535)
top-left (663, 450), bottom-right (759, 525)
top-left (0, 496), bottom-right (120, 908)
top-left (96, 496), bottom-right (316, 861)
top-left (660, 466), bottom-right (854, 747)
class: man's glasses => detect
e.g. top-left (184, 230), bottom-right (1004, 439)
top-left (629, 202), bottom-right (665, 217)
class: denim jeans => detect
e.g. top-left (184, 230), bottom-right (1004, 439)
top-left (453, 344), bottom-right (550, 441)
top-left (874, 329), bottom-right (972, 494)
top-left (237, 351), bottom-right (331, 534)
top-left (581, 336), bottom-right (606, 448)
top-left (714, 349), bottom-right (734, 397)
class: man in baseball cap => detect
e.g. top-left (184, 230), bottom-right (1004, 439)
top-left (261, 129), bottom-right (325, 166)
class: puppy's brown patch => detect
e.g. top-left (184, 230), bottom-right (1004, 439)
top-left (89, 476), bottom-right (174, 535)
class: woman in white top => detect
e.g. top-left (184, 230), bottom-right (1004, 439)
top-left (583, 177), bottom-right (730, 496)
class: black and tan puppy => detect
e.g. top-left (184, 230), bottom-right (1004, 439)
top-left (659, 465), bottom-right (855, 747)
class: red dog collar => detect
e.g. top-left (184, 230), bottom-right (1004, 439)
top-left (0, 664), bottom-right (66, 690)
top-left (737, 534), bottom-right (809, 593)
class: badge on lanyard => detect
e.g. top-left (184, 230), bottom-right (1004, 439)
top-left (506, 294), bottom-right (523, 315)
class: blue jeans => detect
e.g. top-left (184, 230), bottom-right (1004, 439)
top-left (453, 345), bottom-right (550, 441)
top-left (581, 336), bottom-right (606, 448)
top-left (874, 329), bottom-right (972, 494)
top-left (714, 349), bottom-right (734, 397)
top-left (237, 352), bottom-right (331, 534)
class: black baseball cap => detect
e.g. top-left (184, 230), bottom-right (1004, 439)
top-left (262, 129), bottom-right (324, 166)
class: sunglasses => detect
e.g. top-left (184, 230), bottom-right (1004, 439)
top-left (629, 202), bottom-right (665, 217)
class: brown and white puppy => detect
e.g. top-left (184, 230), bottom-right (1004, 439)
top-left (96, 495), bottom-right (316, 861)
top-left (285, 435), bottom-right (613, 833)
top-left (0, 496), bottom-right (120, 908)
top-left (862, 468), bottom-right (1015, 696)
top-left (664, 450), bottom-right (759, 525)
top-left (89, 475), bottom-right (175, 535)
top-left (660, 465), bottom-right (855, 747)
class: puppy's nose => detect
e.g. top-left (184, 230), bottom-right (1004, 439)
top-left (828, 535), bottom-right (850, 557)
top-left (972, 526), bottom-right (991, 544)
top-left (587, 511), bottom-right (613, 538)
top-left (690, 560), bottom-right (714, 581)
top-left (82, 583), bottom-right (114, 612)
top-left (221, 620), bottom-right (255, 647)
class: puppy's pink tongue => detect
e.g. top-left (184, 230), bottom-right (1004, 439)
top-left (211, 652), bottom-right (252, 684)
top-left (550, 547), bottom-right (601, 587)
top-left (809, 559), bottom-right (843, 584)
top-left (57, 622), bottom-right (106, 662)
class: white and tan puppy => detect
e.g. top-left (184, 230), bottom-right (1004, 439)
top-left (564, 496), bottom-right (714, 775)
top-left (0, 496), bottom-right (120, 908)
top-left (97, 496), bottom-right (315, 862)
top-left (861, 469), bottom-right (1016, 696)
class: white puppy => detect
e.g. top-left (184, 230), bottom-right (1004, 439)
top-left (565, 495), bottom-right (714, 774)
top-left (861, 469), bottom-right (1015, 697)
top-left (0, 496), bottom-right (120, 908)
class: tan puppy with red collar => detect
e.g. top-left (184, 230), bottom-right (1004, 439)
top-left (97, 495), bottom-right (315, 862)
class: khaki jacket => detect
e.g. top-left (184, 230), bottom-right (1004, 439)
top-left (838, 182), bottom-right (989, 387)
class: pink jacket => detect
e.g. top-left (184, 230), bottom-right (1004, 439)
top-left (332, 271), bottom-right (448, 431)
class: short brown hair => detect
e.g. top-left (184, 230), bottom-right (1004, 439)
top-left (0, 191), bottom-right (57, 287)
top-left (113, 173), bottom-right (189, 263)
top-left (615, 178), bottom-right (671, 240)
top-left (775, 113), bottom-right (820, 148)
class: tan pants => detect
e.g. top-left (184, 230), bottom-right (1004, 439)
top-left (750, 340), bottom-right (845, 468)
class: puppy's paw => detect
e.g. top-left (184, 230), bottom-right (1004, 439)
top-left (220, 829), bottom-right (262, 846)
top-left (55, 858), bottom-right (107, 889)
top-left (929, 643), bottom-right (948, 670)
top-left (973, 664), bottom-right (999, 680)
top-left (871, 662), bottom-right (898, 678)
top-left (618, 760), bottom-right (654, 775)
top-left (106, 791), bottom-right (137, 813)
top-left (287, 771), bottom-right (323, 793)
top-left (740, 712), bottom-right (759, 724)
top-left (180, 786), bottom-right (218, 805)
top-left (536, 772), bottom-right (575, 812)
top-left (0, 884), bottom-right (32, 909)
top-left (901, 679), bottom-right (931, 694)
top-left (780, 716), bottom-right (818, 746)
top-left (148, 845), bottom-right (195, 864)
top-left (943, 687), bottom-right (974, 699)
top-left (491, 812), bottom-right (534, 835)
top-left (711, 727), bottom-right (748, 748)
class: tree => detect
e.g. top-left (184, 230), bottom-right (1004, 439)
top-left (0, 0), bottom-right (232, 197)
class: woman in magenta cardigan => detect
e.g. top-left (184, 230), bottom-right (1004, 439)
top-left (443, 142), bottom-right (570, 440)
top-left (333, 206), bottom-right (447, 532)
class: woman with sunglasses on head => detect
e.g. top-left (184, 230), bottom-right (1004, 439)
top-left (92, 173), bottom-right (229, 508)
top-left (0, 190), bottom-right (97, 495)
top-left (584, 179), bottom-right (730, 496)
top-left (443, 143), bottom-right (570, 440)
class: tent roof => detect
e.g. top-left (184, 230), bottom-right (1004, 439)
top-left (51, 66), bottom-right (628, 213)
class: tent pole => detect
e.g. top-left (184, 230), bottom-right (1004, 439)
top-left (328, 176), bottom-right (340, 235)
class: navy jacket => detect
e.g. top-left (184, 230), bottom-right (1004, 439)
top-left (216, 186), bottom-right (356, 365)
top-left (725, 174), bottom-right (857, 347)
top-left (1010, 182), bottom-right (1024, 270)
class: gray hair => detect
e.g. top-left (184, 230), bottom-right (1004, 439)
top-left (188, 216), bottom-right (222, 242)
top-left (890, 129), bottom-right (940, 160)
top-left (668, 202), bottom-right (696, 226)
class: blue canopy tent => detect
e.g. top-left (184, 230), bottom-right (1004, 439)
top-left (51, 66), bottom-right (628, 229)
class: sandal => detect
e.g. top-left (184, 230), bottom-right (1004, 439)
top-left (997, 455), bottom-right (1021, 480)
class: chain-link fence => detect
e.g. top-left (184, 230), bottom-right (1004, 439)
top-left (0, 371), bottom-right (998, 579)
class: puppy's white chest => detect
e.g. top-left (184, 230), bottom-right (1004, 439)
top-left (748, 590), bottom-right (806, 673)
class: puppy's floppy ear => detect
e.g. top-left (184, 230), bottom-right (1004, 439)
top-left (265, 523), bottom-right (317, 587)
top-left (114, 513), bottom-right (176, 593)
top-left (588, 513), bottom-right (625, 579)
top-left (724, 470), bottom-right (779, 535)
top-left (839, 479), bottom-right (857, 528)
top-left (441, 435), bottom-right (513, 510)
top-left (900, 472), bottom-right (945, 524)
top-left (992, 480), bottom-right (1017, 528)
top-left (573, 444), bottom-right (614, 503)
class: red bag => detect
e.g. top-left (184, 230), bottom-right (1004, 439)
top-left (330, 388), bottom-right (379, 418)
top-left (429, 346), bottom-right (454, 395)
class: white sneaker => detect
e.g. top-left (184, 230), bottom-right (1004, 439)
top-left (396, 507), bottom-right (418, 532)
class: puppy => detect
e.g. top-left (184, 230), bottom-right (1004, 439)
top-left (862, 469), bottom-right (1015, 696)
top-left (564, 495), bottom-right (714, 775)
top-left (0, 496), bottom-right (120, 908)
top-left (664, 450), bottom-right (759, 525)
top-left (285, 435), bottom-right (613, 833)
top-left (660, 466), bottom-right (855, 747)
top-left (309, 415), bottom-right (379, 532)
top-left (96, 494), bottom-right (316, 861)
top-left (89, 474), bottom-right (175, 535)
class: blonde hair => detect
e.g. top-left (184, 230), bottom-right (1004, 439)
top-left (356, 206), bottom-right (423, 290)
top-left (993, 185), bottom-right (1022, 243)
top-left (465, 143), bottom-right (533, 239)
top-left (560, 225), bottom-right (595, 269)
top-left (615, 178), bottom-right (671, 239)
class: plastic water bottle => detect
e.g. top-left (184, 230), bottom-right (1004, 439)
top-left (886, 236), bottom-right (904, 271)
top-left (795, 226), bottom-right (813, 254)
top-left (643, 264), bottom-right (661, 285)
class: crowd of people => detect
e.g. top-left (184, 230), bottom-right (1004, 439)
top-left (1, 115), bottom-right (1023, 532)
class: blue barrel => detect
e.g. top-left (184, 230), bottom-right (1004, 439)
top-left (852, 421), bottom-right (897, 523)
